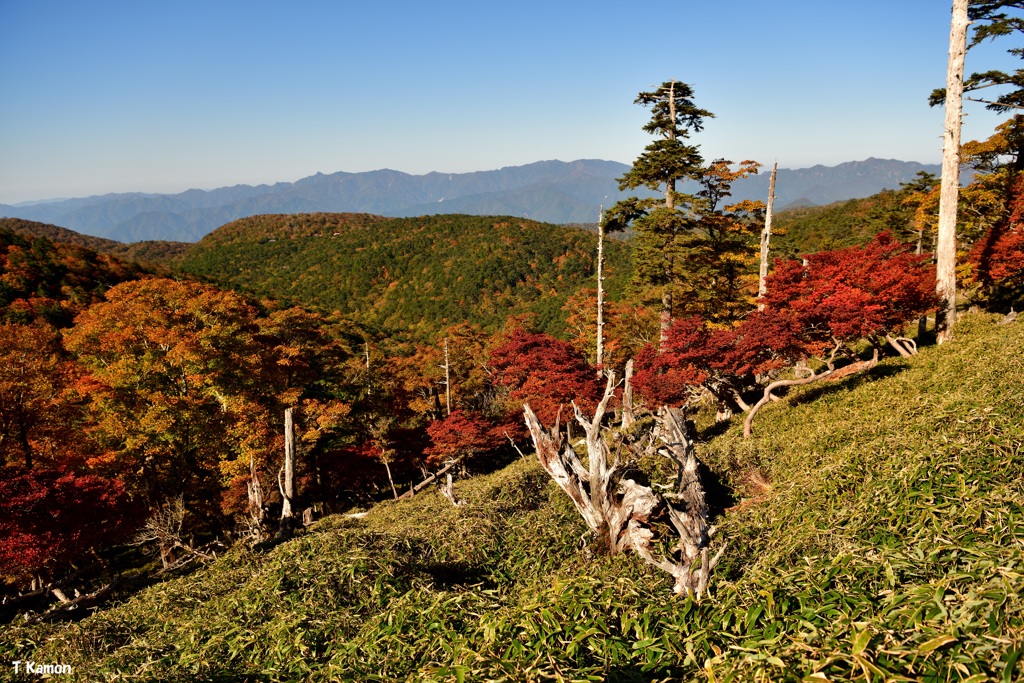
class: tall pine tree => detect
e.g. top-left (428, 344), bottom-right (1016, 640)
top-left (609, 80), bottom-right (763, 343)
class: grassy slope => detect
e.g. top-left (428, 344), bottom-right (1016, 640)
top-left (3, 315), bottom-right (1021, 682)
top-left (175, 213), bottom-right (632, 340)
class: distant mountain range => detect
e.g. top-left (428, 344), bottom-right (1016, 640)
top-left (1, 158), bottom-right (947, 243)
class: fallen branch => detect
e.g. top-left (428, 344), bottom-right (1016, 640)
top-left (743, 348), bottom-right (879, 438)
top-left (398, 457), bottom-right (464, 500)
top-left (886, 334), bottom-right (917, 358)
top-left (24, 580), bottom-right (119, 625)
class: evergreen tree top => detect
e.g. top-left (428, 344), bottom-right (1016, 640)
top-left (634, 79), bottom-right (714, 139)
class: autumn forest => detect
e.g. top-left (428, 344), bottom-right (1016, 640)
top-left (2, 3), bottom-right (1024, 680)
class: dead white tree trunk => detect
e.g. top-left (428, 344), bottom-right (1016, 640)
top-left (635, 407), bottom-right (727, 597)
top-left (524, 374), bottom-right (723, 596)
top-left (937, 0), bottom-right (969, 344)
top-left (246, 454), bottom-right (267, 542)
top-left (621, 359), bottom-right (635, 430)
top-left (441, 337), bottom-right (452, 416)
top-left (596, 205), bottom-right (606, 375)
top-left (278, 407), bottom-right (297, 538)
top-left (758, 161), bottom-right (777, 310)
top-left (438, 473), bottom-right (465, 506)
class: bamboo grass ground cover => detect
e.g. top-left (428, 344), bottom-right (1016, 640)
top-left (2, 314), bottom-right (1021, 681)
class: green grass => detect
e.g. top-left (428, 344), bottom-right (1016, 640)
top-left (2, 314), bottom-right (1022, 682)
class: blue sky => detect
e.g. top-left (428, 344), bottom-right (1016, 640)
top-left (0, 0), bottom-right (1019, 204)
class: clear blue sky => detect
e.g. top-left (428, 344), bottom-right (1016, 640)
top-left (0, 0), bottom-right (1019, 204)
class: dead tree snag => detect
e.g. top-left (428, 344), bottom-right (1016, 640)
top-left (524, 373), bottom-right (723, 596)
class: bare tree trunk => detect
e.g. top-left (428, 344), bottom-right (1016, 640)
top-left (278, 407), bottom-right (296, 538)
top-left (644, 407), bottom-right (726, 597)
top-left (524, 376), bottom-right (724, 596)
top-left (758, 161), bottom-right (777, 310)
top-left (383, 460), bottom-right (398, 500)
top-left (438, 473), bottom-right (464, 506)
top-left (937, 0), bottom-right (969, 344)
top-left (621, 359), bottom-right (635, 430)
top-left (246, 454), bottom-right (266, 541)
top-left (364, 343), bottom-right (372, 396)
top-left (660, 287), bottom-right (672, 348)
top-left (442, 337), bottom-right (452, 416)
top-left (596, 205), bottom-right (605, 375)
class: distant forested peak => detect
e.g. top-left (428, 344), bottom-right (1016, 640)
top-left (178, 212), bottom-right (633, 340)
top-left (0, 218), bottom-right (123, 253)
top-left (196, 213), bottom-right (389, 248)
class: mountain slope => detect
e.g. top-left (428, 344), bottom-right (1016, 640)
top-left (3, 314), bottom-right (1020, 680)
top-left (0, 217), bottom-right (189, 265)
top-left (2, 159), bottom-right (948, 243)
top-left (176, 213), bottom-right (632, 339)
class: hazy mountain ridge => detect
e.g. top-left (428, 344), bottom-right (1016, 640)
top-left (2, 158), bottom-right (944, 243)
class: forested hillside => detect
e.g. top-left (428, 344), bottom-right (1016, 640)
top-left (3, 314), bottom-right (1020, 681)
top-left (1, 218), bottom-right (189, 266)
top-left (177, 213), bottom-right (633, 339)
top-left (0, 226), bottom-right (154, 327)
top-left (772, 172), bottom-right (937, 257)
top-left (2, 31), bottom-right (1024, 679)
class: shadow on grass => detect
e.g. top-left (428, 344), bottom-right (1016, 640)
top-left (699, 417), bottom-right (734, 442)
top-left (417, 561), bottom-right (497, 591)
top-left (700, 463), bottom-right (737, 520)
top-left (788, 360), bottom-right (909, 406)
top-left (604, 663), bottom-right (691, 682)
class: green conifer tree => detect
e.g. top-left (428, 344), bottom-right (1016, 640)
top-left (608, 80), bottom-right (763, 342)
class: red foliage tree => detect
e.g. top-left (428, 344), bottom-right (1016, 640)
top-left (424, 409), bottom-right (503, 467)
top-left (761, 233), bottom-right (938, 347)
top-left (970, 175), bottom-right (1024, 305)
top-left (0, 467), bottom-right (142, 583)
top-left (489, 330), bottom-right (602, 427)
top-left (631, 317), bottom-right (716, 407)
top-left (633, 234), bottom-right (939, 410)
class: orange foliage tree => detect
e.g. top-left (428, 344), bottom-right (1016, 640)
top-left (64, 279), bottom-right (268, 511)
top-left (0, 323), bottom-right (82, 469)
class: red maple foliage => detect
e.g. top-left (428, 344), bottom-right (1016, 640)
top-left (761, 233), bottom-right (938, 348)
top-left (633, 234), bottom-right (938, 409)
top-left (970, 176), bottom-right (1024, 291)
top-left (489, 330), bottom-right (602, 427)
top-left (424, 410), bottom-right (503, 466)
top-left (0, 467), bottom-right (142, 582)
top-left (631, 317), bottom-right (716, 407)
